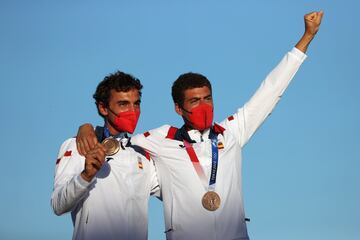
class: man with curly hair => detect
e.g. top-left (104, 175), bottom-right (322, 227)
top-left (51, 71), bottom-right (159, 240)
top-left (76, 11), bottom-right (323, 240)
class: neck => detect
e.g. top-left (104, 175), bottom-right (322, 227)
top-left (105, 121), bottom-right (123, 136)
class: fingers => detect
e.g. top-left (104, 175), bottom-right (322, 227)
top-left (87, 144), bottom-right (106, 165)
top-left (303, 10), bottom-right (324, 37)
top-left (77, 140), bottom-right (85, 156)
top-left (77, 135), bottom-right (98, 156)
top-left (76, 123), bottom-right (98, 156)
top-left (81, 143), bottom-right (106, 182)
top-left (91, 135), bottom-right (98, 148)
top-left (81, 155), bottom-right (103, 182)
top-left (305, 11), bottom-right (317, 20)
top-left (82, 138), bottom-right (92, 155)
top-left (318, 10), bottom-right (324, 23)
top-left (97, 142), bottom-right (107, 152)
top-left (305, 10), bottom-right (324, 23)
top-left (85, 156), bottom-right (103, 171)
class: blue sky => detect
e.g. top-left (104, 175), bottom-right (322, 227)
top-left (0, 0), bottom-right (359, 239)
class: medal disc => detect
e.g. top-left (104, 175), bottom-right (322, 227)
top-left (202, 191), bottom-right (221, 211)
top-left (101, 138), bottom-right (120, 156)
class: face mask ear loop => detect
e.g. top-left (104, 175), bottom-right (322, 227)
top-left (107, 107), bottom-right (118, 117)
top-left (180, 105), bottom-right (192, 114)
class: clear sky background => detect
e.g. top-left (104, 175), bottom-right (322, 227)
top-left (0, 0), bottom-right (359, 239)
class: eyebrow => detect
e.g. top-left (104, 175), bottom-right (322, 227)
top-left (117, 100), bottom-right (130, 104)
top-left (187, 97), bottom-right (201, 102)
top-left (117, 99), bottom-right (141, 104)
top-left (187, 94), bottom-right (212, 101)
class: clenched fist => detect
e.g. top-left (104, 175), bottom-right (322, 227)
top-left (295, 10), bottom-right (324, 53)
top-left (304, 11), bottom-right (324, 37)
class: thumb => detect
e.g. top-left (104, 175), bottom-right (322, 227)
top-left (317, 10), bottom-right (324, 22)
top-left (305, 11), bottom-right (317, 21)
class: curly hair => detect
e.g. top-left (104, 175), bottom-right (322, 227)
top-left (93, 71), bottom-right (142, 115)
top-left (171, 72), bottom-right (212, 107)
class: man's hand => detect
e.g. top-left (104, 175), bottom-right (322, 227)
top-left (76, 123), bottom-right (98, 156)
top-left (81, 143), bottom-right (106, 182)
top-left (304, 11), bottom-right (324, 37)
top-left (295, 11), bottom-right (324, 53)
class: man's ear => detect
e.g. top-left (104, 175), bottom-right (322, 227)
top-left (98, 102), bottom-right (108, 117)
top-left (175, 103), bottom-right (183, 116)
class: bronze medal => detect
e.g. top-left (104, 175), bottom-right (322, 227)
top-left (202, 191), bottom-right (221, 211)
top-left (101, 137), bottom-right (120, 156)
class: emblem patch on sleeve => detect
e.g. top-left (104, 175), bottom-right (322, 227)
top-left (64, 150), bottom-right (72, 157)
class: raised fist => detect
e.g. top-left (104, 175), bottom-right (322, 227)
top-left (304, 11), bottom-right (324, 36)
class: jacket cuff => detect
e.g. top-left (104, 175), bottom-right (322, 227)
top-left (292, 47), bottom-right (307, 62)
top-left (75, 174), bottom-right (96, 188)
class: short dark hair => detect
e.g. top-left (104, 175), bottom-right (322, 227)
top-left (93, 71), bottom-right (142, 115)
top-left (171, 72), bottom-right (212, 106)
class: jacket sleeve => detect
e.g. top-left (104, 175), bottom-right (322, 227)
top-left (220, 48), bottom-right (307, 148)
top-left (131, 125), bottom-right (171, 158)
top-left (149, 158), bottom-right (161, 198)
top-left (132, 125), bottom-right (171, 200)
top-left (51, 138), bottom-right (95, 216)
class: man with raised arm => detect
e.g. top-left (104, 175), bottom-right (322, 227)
top-left (77, 11), bottom-right (323, 239)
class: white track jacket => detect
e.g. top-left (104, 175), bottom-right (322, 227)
top-left (131, 48), bottom-right (307, 240)
top-left (51, 137), bottom-right (159, 240)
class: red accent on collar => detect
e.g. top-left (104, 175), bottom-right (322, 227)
top-left (143, 131), bottom-right (150, 137)
top-left (144, 150), bottom-right (151, 161)
top-left (166, 126), bottom-right (178, 140)
top-left (213, 123), bottom-right (225, 135)
top-left (64, 150), bottom-right (72, 157)
top-left (227, 115), bottom-right (234, 121)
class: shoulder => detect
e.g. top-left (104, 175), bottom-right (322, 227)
top-left (57, 137), bottom-right (80, 159)
top-left (134, 125), bottom-right (173, 140)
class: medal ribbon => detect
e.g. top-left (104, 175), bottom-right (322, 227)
top-left (103, 125), bottom-right (127, 150)
top-left (104, 125), bottom-right (127, 138)
top-left (104, 126), bottom-right (111, 138)
top-left (183, 130), bottom-right (219, 191)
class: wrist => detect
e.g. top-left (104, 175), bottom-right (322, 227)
top-left (303, 31), bottom-right (316, 40)
top-left (81, 170), bottom-right (94, 182)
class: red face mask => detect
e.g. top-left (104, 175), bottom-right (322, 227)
top-left (110, 110), bottom-right (140, 134)
top-left (185, 103), bottom-right (213, 131)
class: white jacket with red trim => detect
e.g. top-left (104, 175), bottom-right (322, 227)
top-left (51, 137), bottom-right (159, 240)
top-left (131, 48), bottom-right (307, 240)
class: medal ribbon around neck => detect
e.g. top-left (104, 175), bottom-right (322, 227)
top-left (183, 130), bottom-right (219, 192)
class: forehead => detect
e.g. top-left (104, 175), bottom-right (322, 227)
top-left (183, 86), bottom-right (211, 99)
top-left (109, 89), bottom-right (140, 101)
